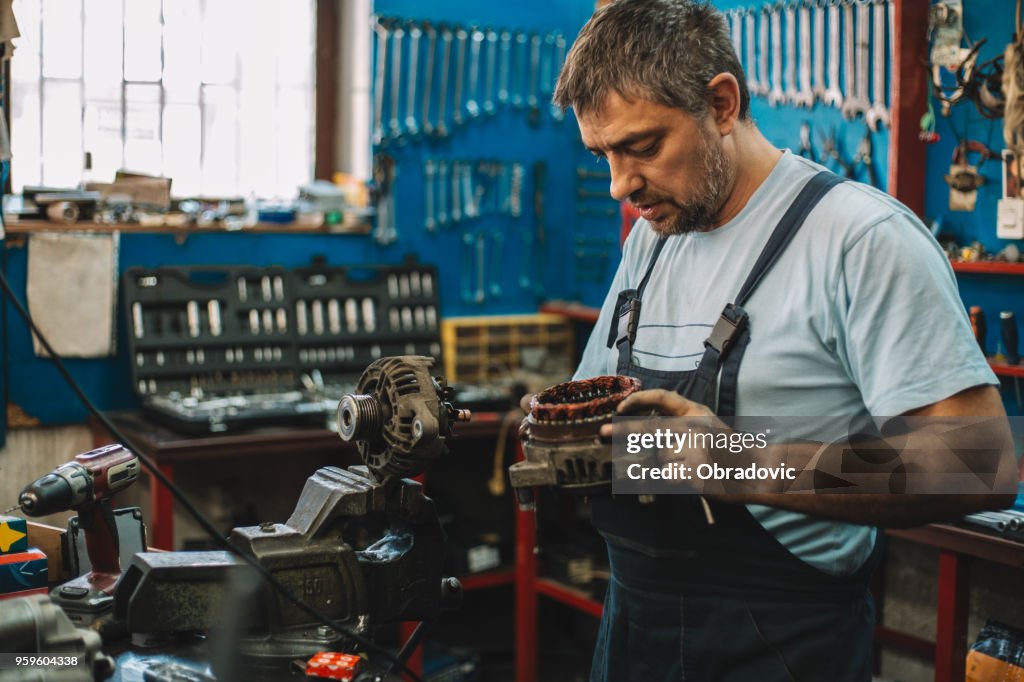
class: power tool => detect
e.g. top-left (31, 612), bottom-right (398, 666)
top-left (16, 443), bottom-right (140, 623)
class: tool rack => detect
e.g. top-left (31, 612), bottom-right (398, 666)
top-left (122, 257), bottom-right (441, 433)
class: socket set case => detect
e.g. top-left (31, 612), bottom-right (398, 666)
top-left (122, 257), bottom-right (442, 433)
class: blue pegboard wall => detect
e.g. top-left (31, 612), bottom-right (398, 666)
top-left (713, 0), bottom-right (890, 190)
top-left (369, 0), bottom-right (619, 317)
top-left (916, 1), bottom-right (1024, 415)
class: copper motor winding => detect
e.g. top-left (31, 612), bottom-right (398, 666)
top-left (509, 375), bottom-right (641, 504)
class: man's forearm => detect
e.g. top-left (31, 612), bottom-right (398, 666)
top-left (712, 491), bottom-right (1018, 528)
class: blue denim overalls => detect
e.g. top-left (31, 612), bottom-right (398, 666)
top-left (590, 171), bottom-right (881, 681)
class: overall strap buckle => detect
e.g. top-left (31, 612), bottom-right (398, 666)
top-left (616, 297), bottom-right (643, 347)
top-left (704, 303), bottom-right (748, 355)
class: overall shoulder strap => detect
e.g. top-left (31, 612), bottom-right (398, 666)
top-left (735, 170), bottom-right (845, 306)
top-left (605, 236), bottom-right (669, 349)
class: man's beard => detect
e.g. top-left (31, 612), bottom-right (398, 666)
top-left (650, 130), bottom-right (733, 235)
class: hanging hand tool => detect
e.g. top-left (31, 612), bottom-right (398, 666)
top-left (436, 25), bottom-right (453, 138)
top-left (798, 121), bottom-right (816, 161)
top-left (783, 2), bottom-right (800, 104)
top-left (842, 0), bottom-right (871, 119)
top-left (812, 0), bottom-right (826, 102)
top-left (745, 9), bottom-right (761, 95)
top-left (373, 153), bottom-right (398, 244)
top-left (421, 22), bottom-right (436, 137)
top-left (865, 0), bottom-right (890, 130)
top-left (758, 6), bottom-right (771, 97)
top-left (437, 159), bottom-right (449, 227)
top-left (848, 129), bottom-right (878, 187)
top-left (820, 126), bottom-right (854, 176)
top-left (729, 9), bottom-right (743, 64)
top-left (769, 3), bottom-right (786, 106)
top-left (466, 26), bottom-right (484, 119)
top-left (824, 0), bottom-right (844, 107)
top-left (540, 32), bottom-right (555, 97)
top-left (388, 23), bottom-right (405, 142)
top-left (483, 28), bottom-right (498, 115)
top-left (405, 22), bottom-right (422, 138)
top-left (528, 33), bottom-right (542, 126)
top-left (498, 30), bottom-right (511, 105)
top-left (451, 160), bottom-right (462, 223)
top-left (795, 1), bottom-right (815, 107)
top-left (424, 159), bottom-right (436, 233)
top-left (372, 17), bottom-right (390, 146)
top-left (452, 27), bottom-right (468, 127)
top-left (550, 33), bottom-right (567, 121)
top-left (512, 31), bottom-right (527, 109)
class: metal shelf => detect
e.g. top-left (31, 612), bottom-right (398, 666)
top-left (950, 261), bottom-right (1024, 275)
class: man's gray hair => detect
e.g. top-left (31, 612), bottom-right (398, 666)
top-left (553, 0), bottom-right (751, 120)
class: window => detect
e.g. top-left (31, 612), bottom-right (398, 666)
top-left (9, 0), bottom-right (316, 199)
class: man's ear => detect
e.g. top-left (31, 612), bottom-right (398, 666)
top-left (707, 73), bottom-right (740, 135)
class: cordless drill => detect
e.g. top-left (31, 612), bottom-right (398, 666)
top-left (16, 444), bottom-right (140, 620)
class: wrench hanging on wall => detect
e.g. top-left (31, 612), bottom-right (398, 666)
top-left (388, 23), bottom-right (405, 142)
top-left (865, 0), bottom-right (890, 130)
top-left (794, 1), bottom-right (815, 107)
top-left (420, 22), bottom-right (436, 138)
top-left (841, 0), bottom-right (870, 119)
top-left (783, 2), bottom-right (799, 104)
top-left (812, 0), bottom-right (827, 103)
top-left (452, 27), bottom-right (468, 127)
top-left (768, 3), bottom-right (786, 106)
top-left (824, 0), bottom-right (844, 108)
top-left (405, 22), bottom-right (422, 138)
top-left (466, 26), bottom-right (484, 119)
top-left (758, 5), bottom-right (771, 98)
top-left (483, 28), bottom-right (498, 115)
top-left (372, 17), bottom-right (390, 146)
top-left (436, 25), bottom-right (453, 138)
top-left (745, 9), bottom-right (761, 96)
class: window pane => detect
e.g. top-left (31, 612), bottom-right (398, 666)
top-left (124, 82), bottom-right (161, 174)
top-left (84, 97), bottom-right (122, 181)
top-left (275, 1), bottom-right (312, 88)
top-left (201, 84), bottom-right (238, 196)
top-left (41, 0), bottom-right (82, 79)
top-left (201, 0), bottom-right (240, 85)
top-left (163, 103), bottom-right (200, 196)
top-left (11, 87), bottom-right (41, 190)
top-left (163, 0), bottom-right (200, 94)
top-left (83, 0), bottom-right (121, 93)
top-left (41, 80), bottom-right (83, 186)
top-left (123, 0), bottom-right (160, 82)
top-left (274, 88), bottom-right (312, 197)
top-left (11, 0), bottom-right (41, 82)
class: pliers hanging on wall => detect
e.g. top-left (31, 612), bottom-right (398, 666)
top-left (819, 126), bottom-right (853, 178)
top-left (848, 130), bottom-right (878, 188)
top-left (797, 122), bottom-right (816, 163)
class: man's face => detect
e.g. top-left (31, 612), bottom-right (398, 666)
top-left (578, 92), bottom-right (734, 235)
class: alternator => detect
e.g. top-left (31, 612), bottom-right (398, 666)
top-left (338, 356), bottom-right (470, 482)
top-left (509, 376), bottom-right (641, 502)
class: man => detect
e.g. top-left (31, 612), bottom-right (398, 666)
top-left (550, 1), bottom-right (1018, 680)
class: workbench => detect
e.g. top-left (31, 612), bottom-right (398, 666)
top-left (88, 410), bottom-right (511, 551)
top-left (877, 524), bottom-right (1024, 682)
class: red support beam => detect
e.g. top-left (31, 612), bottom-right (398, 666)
top-left (515, 442), bottom-right (538, 682)
top-left (888, 0), bottom-right (930, 214)
top-left (934, 550), bottom-right (970, 682)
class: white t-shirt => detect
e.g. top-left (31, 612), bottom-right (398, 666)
top-left (575, 151), bottom-right (998, 575)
